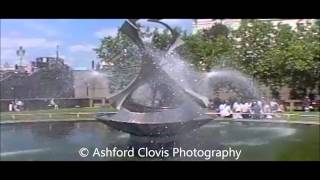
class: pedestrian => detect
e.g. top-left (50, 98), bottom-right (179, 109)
top-left (302, 96), bottom-right (311, 112)
top-left (251, 101), bottom-right (261, 119)
top-left (8, 102), bottom-right (13, 111)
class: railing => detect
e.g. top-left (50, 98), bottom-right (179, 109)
top-left (1, 112), bottom-right (97, 121)
top-left (2, 111), bottom-right (318, 120)
top-left (205, 112), bottom-right (319, 118)
top-left (0, 111), bottom-right (319, 126)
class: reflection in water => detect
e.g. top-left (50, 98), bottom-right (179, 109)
top-left (31, 122), bottom-right (76, 139)
top-left (0, 121), bottom-right (319, 161)
top-left (0, 148), bottom-right (50, 157)
top-left (222, 127), bottom-right (297, 146)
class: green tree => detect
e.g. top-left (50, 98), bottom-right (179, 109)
top-left (151, 27), bottom-right (185, 50)
top-left (232, 20), bottom-right (277, 80)
top-left (94, 19), bottom-right (320, 99)
top-left (232, 20), bottom-right (320, 99)
top-left (181, 23), bottom-right (233, 71)
top-left (283, 23), bottom-right (320, 98)
top-left (202, 23), bottom-right (229, 39)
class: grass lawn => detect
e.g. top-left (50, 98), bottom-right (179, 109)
top-left (0, 106), bottom-right (319, 122)
top-left (0, 106), bottom-right (116, 121)
top-left (293, 111), bottom-right (320, 116)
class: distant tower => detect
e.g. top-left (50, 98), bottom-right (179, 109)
top-left (16, 46), bottom-right (26, 67)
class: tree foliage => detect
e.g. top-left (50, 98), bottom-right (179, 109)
top-left (95, 20), bottom-right (320, 99)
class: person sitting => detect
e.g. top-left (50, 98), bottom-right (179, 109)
top-left (15, 100), bottom-right (24, 111)
top-left (49, 98), bottom-right (58, 110)
top-left (218, 100), bottom-right (226, 116)
top-left (14, 104), bottom-right (19, 112)
top-left (221, 101), bottom-right (232, 118)
top-left (242, 101), bottom-right (251, 119)
top-left (232, 100), bottom-right (243, 119)
top-left (277, 103), bottom-right (285, 113)
top-left (263, 102), bottom-right (272, 119)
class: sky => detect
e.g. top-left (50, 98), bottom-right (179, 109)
top-left (1, 19), bottom-right (193, 70)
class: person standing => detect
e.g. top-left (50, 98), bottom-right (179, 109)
top-left (208, 99), bottom-right (215, 110)
top-left (263, 101), bottom-right (272, 119)
top-left (8, 102), bottom-right (13, 112)
top-left (251, 101), bottom-right (261, 119)
top-left (302, 96), bottom-right (311, 112)
top-left (270, 99), bottom-right (279, 113)
top-left (218, 100), bottom-right (226, 116)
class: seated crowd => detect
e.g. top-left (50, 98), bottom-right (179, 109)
top-left (209, 97), bottom-right (285, 119)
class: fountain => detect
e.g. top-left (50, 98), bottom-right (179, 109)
top-left (199, 69), bottom-right (260, 100)
top-left (1, 19), bottom-right (318, 161)
top-left (96, 19), bottom-right (213, 139)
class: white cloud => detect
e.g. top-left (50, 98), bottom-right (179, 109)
top-left (1, 36), bottom-right (62, 66)
top-left (94, 28), bottom-right (118, 38)
top-left (69, 44), bottom-right (96, 53)
top-left (1, 48), bottom-right (32, 65)
top-left (22, 20), bottom-right (59, 36)
top-left (1, 37), bottom-right (61, 49)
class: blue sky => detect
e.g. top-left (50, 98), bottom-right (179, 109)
top-left (1, 19), bottom-right (193, 70)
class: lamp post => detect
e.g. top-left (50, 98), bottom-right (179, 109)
top-left (11, 87), bottom-right (15, 100)
top-left (86, 83), bottom-right (90, 97)
top-left (56, 45), bottom-right (59, 60)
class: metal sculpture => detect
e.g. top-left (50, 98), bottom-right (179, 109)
top-left (97, 19), bottom-right (212, 137)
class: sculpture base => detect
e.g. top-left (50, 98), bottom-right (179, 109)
top-left (96, 108), bottom-right (213, 137)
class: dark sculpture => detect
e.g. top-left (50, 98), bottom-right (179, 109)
top-left (97, 19), bottom-right (212, 137)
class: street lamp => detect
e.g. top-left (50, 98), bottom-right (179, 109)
top-left (11, 87), bottom-right (15, 100)
top-left (86, 83), bottom-right (90, 97)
